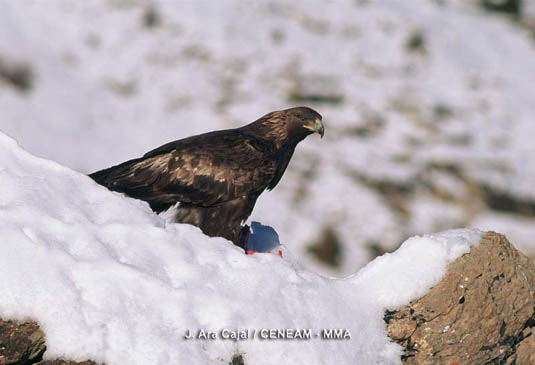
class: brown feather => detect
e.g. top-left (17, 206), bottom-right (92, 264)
top-left (89, 106), bottom-right (322, 246)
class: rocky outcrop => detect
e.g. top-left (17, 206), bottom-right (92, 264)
top-left (37, 361), bottom-right (97, 365)
top-left (0, 319), bottom-right (45, 364)
top-left (386, 232), bottom-right (535, 364)
top-left (0, 318), bottom-right (97, 365)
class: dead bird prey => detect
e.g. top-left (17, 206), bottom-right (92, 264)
top-left (90, 106), bottom-right (324, 250)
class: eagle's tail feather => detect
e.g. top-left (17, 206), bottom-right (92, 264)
top-left (89, 157), bottom-right (144, 187)
top-left (88, 167), bottom-right (113, 186)
top-left (89, 159), bottom-right (174, 213)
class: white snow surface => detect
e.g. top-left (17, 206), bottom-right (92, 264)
top-left (0, 133), bottom-right (483, 364)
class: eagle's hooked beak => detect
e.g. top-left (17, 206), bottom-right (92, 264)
top-left (317, 118), bottom-right (325, 138)
top-left (304, 118), bottom-right (325, 138)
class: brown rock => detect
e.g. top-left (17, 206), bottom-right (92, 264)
top-left (386, 232), bottom-right (535, 364)
top-left (0, 318), bottom-right (100, 365)
top-left (37, 361), bottom-right (98, 365)
top-left (512, 327), bottom-right (535, 364)
top-left (0, 318), bottom-right (46, 364)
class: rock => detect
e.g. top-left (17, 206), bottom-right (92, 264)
top-left (37, 361), bottom-right (97, 365)
top-left (288, 74), bottom-right (344, 105)
top-left (0, 58), bottom-right (34, 93)
top-left (0, 318), bottom-right (99, 365)
top-left (0, 318), bottom-right (45, 364)
top-left (229, 353), bottom-right (245, 365)
top-left (507, 326), bottom-right (535, 364)
top-left (386, 232), bottom-right (535, 364)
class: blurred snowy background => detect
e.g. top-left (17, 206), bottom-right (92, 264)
top-left (0, 0), bottom-right (533, 277)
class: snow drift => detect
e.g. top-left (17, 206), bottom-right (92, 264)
top-left (0, 132), bottom-right (482, 364)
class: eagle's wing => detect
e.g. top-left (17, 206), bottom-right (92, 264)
top-left (90, 131), bottom-right (277, 212)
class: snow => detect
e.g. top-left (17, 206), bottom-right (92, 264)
top-left (0, 132), bottom-right (483, 364)
top-left (0, 0), bottom-right (533, 276)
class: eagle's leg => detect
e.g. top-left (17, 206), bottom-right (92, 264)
top-left (236, 224), bottom-right (250, 252)
top-left (173, 200), bottom-right (254, 253)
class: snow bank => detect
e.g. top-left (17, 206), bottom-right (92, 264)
top-left (0, 133), bottom-right (482, 364)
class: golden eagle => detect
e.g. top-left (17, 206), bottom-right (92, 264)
top-left (90, 107), bottom-right (324, 250)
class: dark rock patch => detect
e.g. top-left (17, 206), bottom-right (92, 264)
top-left (0, 58), bottom-right (34, 93)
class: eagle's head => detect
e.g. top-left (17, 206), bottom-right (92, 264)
top-left (285, 106), bottom-right (324, 139)
top-left (246, 106), bottom-right (324, 150)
